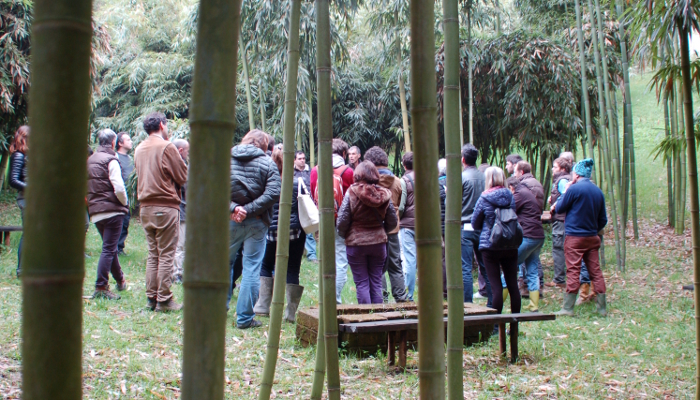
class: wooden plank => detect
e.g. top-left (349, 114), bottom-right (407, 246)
top-left (338, 313), bottom-right (388, 323)
top-left (498, 324), bottom-right (506, 357)
top-left (510, 322), bottom-right (519, 364)
top-left (398, 330), bottom-right (407, 370)
top-left (3, 232), bottom-right (10, 247)
top-left (0, 226), bottom-right (22, 232)
top-left (387, 332), bottom-right (395, 366)
top-left (340, 313), bottom-right (555, 333)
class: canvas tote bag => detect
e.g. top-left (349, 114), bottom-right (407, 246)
top-left (298, 179), bottom-right (319, 234)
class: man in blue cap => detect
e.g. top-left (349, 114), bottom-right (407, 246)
top-left (551, 158), bottom-right (608, 316)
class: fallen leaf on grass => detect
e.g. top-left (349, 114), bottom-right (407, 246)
top-left (150, 389), bottom-right (167, 399)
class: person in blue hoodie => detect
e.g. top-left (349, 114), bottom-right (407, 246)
top-left (551, 158), bottom-right (608, 316)
top-left (471, 166), bottom-right (520, 315)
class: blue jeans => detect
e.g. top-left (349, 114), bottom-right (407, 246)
top-left (461, 229), bottom-right (487, 303)
top-left (305, 233), bottom-right (317, 260)
top-left (400, 228), bottom-right (417, 301)
top-left (335, 230), bottom-right (348, 304)
top-left (227, 218), bottom-right (267, 327)
top-left (580, 261), bottom-right (591, 284)
top-left (517, 237), bottom-right (545, 292)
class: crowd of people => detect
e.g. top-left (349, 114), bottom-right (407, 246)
top-left (5, 113), bottom-right (610, 330)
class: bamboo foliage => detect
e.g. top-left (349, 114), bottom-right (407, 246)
top-left (411, 0), bottom-right (445, 398)
top-left (181, 0), bottom-right (242, 398)
top-left (22, 0), bottom-right (93, 398)
top-left (442, 0), bottom-right (464, 396)
top-left (315, 0), bottom-right (341, 398)
top-left (258, 1), bottom-right (301, 398)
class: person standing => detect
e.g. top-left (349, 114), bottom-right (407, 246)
top-left (513, 161), bottom-right (545, 209)
top-left (337, 161), bottom-right (398, 304)
top-left (8, 126), bottom-right (29, 277)
top-left (172, 139), bottom-right (189, 283)
top-left (552, 158), bottom-right (608, 316)
top-left (471, 167), bottom-right (521, 315)
top-left (506, 176), bottom-right (545, 312)
top-left (294, 150), bottom-right (317, 262)
top-left (545, 156), bottom-right (572, 289)
top-left (115, 132), bottom-right (134, 256)
top-left (87, 129), bottom-right (129, 300)
top-left (227, 130), bottom-right (281, 329)
top-left (459, 144), bottom-right (490, 304)
top-left (254, 146), bottom-right (306, 322)
top-left (364, 146), bottom-right (408, 303)
top-left (347, 145), bottom-right (362, 170)
top-left (399, 152), bottom-right (418, 301)
top-left (504, 154), bottom-right (523, 176)
top-left (134, 112), bottom-right (188, 312)
top-left (310, 138), bottom-right (354, 304)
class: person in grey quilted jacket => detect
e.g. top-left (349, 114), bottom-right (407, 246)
top-left (227, 129), bottom-right (281, 329)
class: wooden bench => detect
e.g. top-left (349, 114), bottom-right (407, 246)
top-left (0, 226), bottom-right (22, 247)
top-left (339, 312), bottom-right (556, 369)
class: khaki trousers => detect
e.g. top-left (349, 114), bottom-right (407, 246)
top-left (141, 206), bottom-right (179, 302)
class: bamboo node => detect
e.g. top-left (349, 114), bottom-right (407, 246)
top-left (415, 238), bottom-right (442, 245)
top-left (444, 85), bottom-right (460, 90)
top-left (182, 281), bottom-right (229, 289)
top-left (34, 18), bottom-right (92, 34)
top-left (22, 273), bottom-right (84, 285)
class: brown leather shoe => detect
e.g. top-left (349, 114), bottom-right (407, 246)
top-left (116, 280), bottom-right (128, 292)
top-left (146, 297), bottom-right (157, 311)
top-left (155, 299), bottom-right (183, 312)
top-left (92, 288), bottom-right (120, 300)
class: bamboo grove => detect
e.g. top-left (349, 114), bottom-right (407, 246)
top-left (16, 0), bottom-right (700, 398)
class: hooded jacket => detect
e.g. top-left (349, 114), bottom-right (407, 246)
top-left (336, 183), bottom-right (398, 247)
top-left (399, 171), bottom-right (416, 230)
top-left (229, 144), bottom-right (281, 226)
top-left (267, 175), bottom-right (302, 235)
top-left (517, 172), bottom-right (544, 210)
top-left (472, 187), bottom-right (517, 250)
top-left (377, 168), bottom-right (402, 235)
top-left (512, 183), bottom-right (545, 239)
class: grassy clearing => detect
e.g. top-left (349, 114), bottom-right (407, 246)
top-left (0, 72), bottom-right (696, 398)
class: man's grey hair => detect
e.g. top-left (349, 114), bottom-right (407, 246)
top-left (173, 139), bottom-right (189, 149)
top-left (97, 129), bottom-right (117, 147)
top-left (349, 145), bottom-right (361, 155)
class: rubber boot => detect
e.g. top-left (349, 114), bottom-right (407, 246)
top-left (554, 293), bottom-right (577, 316)
top-left (595, 293), bottom-right (607, 317)
top-left (283, 284), bottom-right (304, 323)
top-left (502, 288), bottom-right (509, 302)
top-left (526, 291), bottom-right (539, 312)
top-left (253, 276), bottom-right (274, 316)
top-left (576, 283), bottom-right (590, 305)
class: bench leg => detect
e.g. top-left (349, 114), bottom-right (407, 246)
top-left (498, 323), bottom-right (507, 358)
top-left (510, 322), bottom-right (518, 364)
top-left (3, 232), bottom-right (9, 247)
top-left (387, 332), bottom-right (396, 366)
top-left (398, 330), bottom-right (407, 370)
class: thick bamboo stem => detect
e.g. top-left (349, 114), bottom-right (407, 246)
top-left (260, 78), bottom-right (267, 133)
top-left (240, 35), bottom-right (255, 131)
top-left (664, 82), bottom-right (675, 227)
top-left (397, 29), bottom-right (411, 153)
top-left (468, 14), bottom-right (474, 145)
top-left (411, 0), bottom-right (446, 398)
top-left (315, 0), bottom-right (340, 398)
top-left (22, 0), bottom-right (93, 398)
top-left (574, 0), bottom-right (595, 178)
top-left (258, 1), bottom-right (301, 398)
top-left (309, 259), bottom-right (326, 399)
top-left (308, 88), bottom-right (315, 167)
top-left (182, 1), bottom-right (242, 398)
top-left (442, 0), bottom-right (465, 397)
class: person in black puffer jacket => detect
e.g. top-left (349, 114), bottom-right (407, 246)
top-left (254, 145), bottom-right (306, 323)
top-left (471, 166), bottom-right (520, 315)
top-left (8, 126), bottom-right (29, 277)
top-left (227, 130), bottom-right (281, 329)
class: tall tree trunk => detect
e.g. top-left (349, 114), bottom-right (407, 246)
top-left (240, 35), bottom-right (255, 131)
top-left (677, 24), bottom-right (700, 400)
top-left (308, 88), bottom-right (315, 167)
top-left (182, 1), bottom-right (242, 399)
top-left (259, 1), bottom-right (301, 398)
top-left (411, 0), bottom-right (445, 397)
top-left (259, 78), bottom-right (267, 133)
top-left (22, 0), bottom-right (92, 398)
top-left (315, 1), bottom-right (340, 398)
top-left (574, 0), bottom-right (595, 176)
top-left (468, 13), bottom-right (474, 144)
top-left (0, 150), bottom-right (9, 190)
top-left (396, 27), bottom-right (411, 153)
top-left (442, 0), bottom-right (464, 397)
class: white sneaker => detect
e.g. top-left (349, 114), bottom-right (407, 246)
top-left (473, 292), bottom-right (486, 299)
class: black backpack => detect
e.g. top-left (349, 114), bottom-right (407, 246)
top-left (489, 207), bottom-right (524, 249)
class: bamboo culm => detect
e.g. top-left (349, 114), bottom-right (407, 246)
top-left (22, 1), bottom-right (93, 399)
top-left (240, 34), bottom-right (255, 131)
top-left (315, 0), bottom-right (341, 398)
top-left (308, 89), bottom-right (315, 167)
top-left (258, 1), bottom-right (302, 398)
top-left (574, 0), bottom-right (595, 175)
top-left (411, 0), bottom-right (446, 398)
top-left (442, 0), bottom-right (465, 396)
top-left (259, 78), bottom-right (267, 133)
top-left (397, 23), bottom-right (411, 153)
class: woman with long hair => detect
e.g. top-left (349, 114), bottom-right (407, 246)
top-left (8, 125), bottom-right (29, 277)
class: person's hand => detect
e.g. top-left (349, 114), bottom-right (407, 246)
top-left (550, 204), bottom-right (556, 213)
top-left (231, 206), bottom-right (247, 222)
top-left (565, 181), bottom-right (574, 191)
top-left (547, 195), bottom-right (552, 205)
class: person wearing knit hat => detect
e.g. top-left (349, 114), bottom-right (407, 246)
top-left (550, 158), bottom-right (608, 317)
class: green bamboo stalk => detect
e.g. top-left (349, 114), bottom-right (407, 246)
top-left (411, 0), bottom-right (446, 397)
top-left (182, 1), bottom-right (242, 399)
top-left (681, 144), bottom-right (687, 231)
top-left (620, 88), bottom-right (630, 230)
top-left (308, 88), bottom-right (315, 167)
top-left (677, 66), bottom-right (687, 234)
top-left (442, 0), bottom-right (464, 396)
top-left (468, 13), bottom-right (474, 145)
top-left (670, 78), bottom-right (680, 231)
top-left (676, 24), bottom-right (700, 399)
top-left (258, 1), bottom-right (302, 398)
top-left (22, 0), bottom-right (92, 398)
top-left (309, 263), bottom-right (326, 399)
top-left (396, 16), bottom-right (411, 153)
top-left (574, 0), bottom-right (595, 176)
top-left (315, 0), bottom-right (340, 398)
top-left (259, 78), bottom-right (267, 133)
top-left (663, 76), bottom-right (675, 228)
top-left (240, 34), bottom-right (255, 131)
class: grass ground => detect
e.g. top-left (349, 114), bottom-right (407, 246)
top-left (0, 72), bottom-right (696, 398)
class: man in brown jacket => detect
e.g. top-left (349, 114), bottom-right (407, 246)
top-left (134, 112), bottom-right (188, 312)
top-left (364, 146), bottom-right (408, 303)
